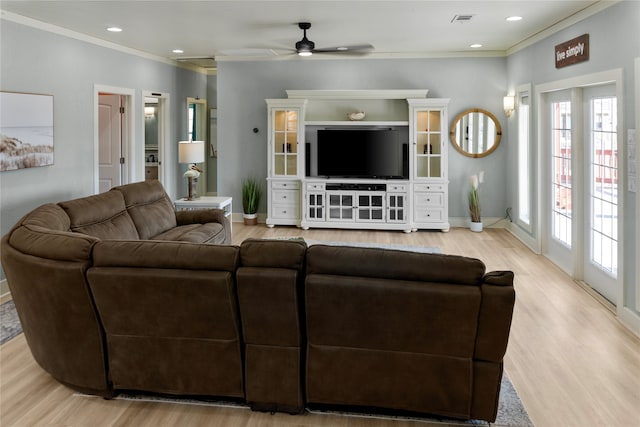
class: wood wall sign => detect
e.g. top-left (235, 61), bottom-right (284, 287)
top-left (555, 34), bottom-right (589, 68)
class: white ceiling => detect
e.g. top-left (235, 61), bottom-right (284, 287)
top-left (0, 0), bottom-right (616, 67)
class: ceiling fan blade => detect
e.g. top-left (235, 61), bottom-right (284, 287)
top-left (313, 44), bottom-right (374, 54)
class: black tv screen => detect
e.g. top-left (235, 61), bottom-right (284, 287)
top-left (317, 129), bottom-right (406, 179)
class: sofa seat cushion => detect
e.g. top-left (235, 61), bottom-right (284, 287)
top-left (151, 223), bottom-right (225, 244)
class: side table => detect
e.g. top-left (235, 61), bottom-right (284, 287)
top-left (174, 196), bottom-right (233, 231)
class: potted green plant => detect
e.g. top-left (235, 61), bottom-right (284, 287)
top-left (468, 171), bottom-right (484, 232)
top-left (242, 177), bottom-right (261, 225)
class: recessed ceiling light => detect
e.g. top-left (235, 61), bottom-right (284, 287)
top-left (506, 16), bottom-right (523, 21)
top-left (470, 44), bottom-right (482, 48)
top-left (337, 47), bottom-right (348, 51)
top-left (106, 27), bottom-right (122, 32)
top-left (172, 49), bottom-right (184, 54)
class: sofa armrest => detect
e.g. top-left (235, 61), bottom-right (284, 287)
top-left (92, 240), bottom-right (239, 271)
top-left (176, 209), bottom-right (231, 244)
top-left (474, 271), bottom-right (516, 362)
top-left (8, 224), bottom-right (98, 262)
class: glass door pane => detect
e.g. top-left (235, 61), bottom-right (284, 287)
top-left (589, 96), bottom-right (618, 276)
top-left (551, 100), bottom-right (572, 247)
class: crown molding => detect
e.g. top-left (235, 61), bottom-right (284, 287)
top-left (0, 10), bottom-right (209, 75)
top-left (506, 0), bottom-right (620, 55)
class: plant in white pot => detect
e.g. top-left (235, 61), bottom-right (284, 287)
top-left (468, 171), bottom-right (484, 232)
top-left (242, 177), bottom-right (262, 225)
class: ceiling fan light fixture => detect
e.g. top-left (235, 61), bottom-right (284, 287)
top-left (296, 22), bottom-right (315, 56)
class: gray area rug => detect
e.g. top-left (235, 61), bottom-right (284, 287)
top-left (304, 239), bottom-right (441, 254)
top-left (0, 299), bottom-right (22, 345)
top-left (92, 373), bottom-right (531, 427)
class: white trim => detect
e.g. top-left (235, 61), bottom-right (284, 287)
top-left (620, 307), bottom-right (640, 338)
top-left (286, 90), bottom-right (429, 100)
top-left (507, 223), bottom-right (541, 254)
top-left (0, 10), bottom-right (207, 75)
top-left (216, 51), bottom-right (508, 62)
top-left (506, 1), bottom-right (620, 55)
top-left (94, 85), bottom-right (136, 194)
top-left (635, 58), bottom-right (640, 311)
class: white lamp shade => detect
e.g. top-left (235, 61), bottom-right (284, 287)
top-left (178, 140), bottom-right (205, 164)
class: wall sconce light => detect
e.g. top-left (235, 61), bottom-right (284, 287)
top-left (178, 140), bottom-right (205, 200)
top-left (503, 95), bottom-right (515, 118)
top-left (144, 106), bottom-right (155, 118)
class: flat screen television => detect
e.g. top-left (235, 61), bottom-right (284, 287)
top-left (317, 129), bottom-right (407, 179)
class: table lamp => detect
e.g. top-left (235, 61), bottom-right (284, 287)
top-left (178, 140), bottom-right (205, 200)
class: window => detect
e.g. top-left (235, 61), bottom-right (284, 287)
top-left (517, 86), bottom-right (531, 228)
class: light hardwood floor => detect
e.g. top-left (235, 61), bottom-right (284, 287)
top-left (1, 225), bottom-right (639, 426)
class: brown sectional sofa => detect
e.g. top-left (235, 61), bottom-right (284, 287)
top-left (1, 181), bottom-right (515, 422)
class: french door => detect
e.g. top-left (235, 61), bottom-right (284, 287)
top-left (544, 85), bottom-right (619, 304)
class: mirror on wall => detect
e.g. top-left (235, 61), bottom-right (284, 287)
top-left (449, 108), bottom-right (502, 158)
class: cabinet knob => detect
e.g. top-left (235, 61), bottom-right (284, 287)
top-left (427, 198), bottom-right (431, 202)
top-left (283, 195), bottom-right (287, 199)
top-left (283, 210), bottom-right (287, 214)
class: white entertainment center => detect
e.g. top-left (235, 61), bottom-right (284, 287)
top-left (265, 90), bottom-right (450, 232)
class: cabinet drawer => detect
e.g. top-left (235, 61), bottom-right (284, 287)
top-left (272, 181), bottom-right (300, 190)
top-left (306, 182), bottom-right (325, 191)
top-left (387, 183), bottom-right (407, 192)
top-left (271, 205), bottom-right (300, 219)
top-left (414, 183), bottom-right (446, 192)
top-left (272, 189), bottom-right (299, 204)
top-left (414, 208), bottom-right (444, 222)
top-left (414, 192), bottom-right (444, 207)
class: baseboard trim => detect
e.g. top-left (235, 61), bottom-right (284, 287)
top-left (620, 307), bottom-right (640, 338)
top-left (507, 223), bottom-right (541, 254)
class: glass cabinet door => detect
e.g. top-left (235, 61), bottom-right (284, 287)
top-left (273, 109), bottom-right (299, 176)
top-left (415, 110), bottom-right (443, 178)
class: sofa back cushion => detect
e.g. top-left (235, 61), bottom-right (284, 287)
top-left (306, 245), bottom-right (484, 357)
top-left (113, 180), bottom-right (177, 240)
top-left (59, 191), bottom-right (139, 240)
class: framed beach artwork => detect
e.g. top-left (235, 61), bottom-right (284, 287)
top-left (0, 91), bottom-right (54, 171)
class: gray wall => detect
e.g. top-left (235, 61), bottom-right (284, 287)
top-left (505, 0), bottom-right (639, 313)
top-left (217, 57), bottom-right (509, 218)
top-left (0, 19), bottom-right (207, 284)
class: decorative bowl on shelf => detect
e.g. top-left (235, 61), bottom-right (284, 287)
top-left (347, 111), bottom-right (366, 121)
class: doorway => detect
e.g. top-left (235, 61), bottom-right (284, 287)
top-left (98, 94), bottom-right (123, 193)
top-left (143, 91), bottom-right (170, 188)
top-left (94, 85), bottom-right (135, 194)
top-left (540, 74), bottom-right (623, 306)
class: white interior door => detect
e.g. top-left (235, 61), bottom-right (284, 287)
top-left (98, 94), bottom-right (122, 192)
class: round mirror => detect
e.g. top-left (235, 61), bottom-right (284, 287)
top-left (450, 108), bottom-right (502, 158)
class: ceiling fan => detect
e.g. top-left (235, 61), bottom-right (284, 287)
top-left (294, 22), bottom-right (374, 56)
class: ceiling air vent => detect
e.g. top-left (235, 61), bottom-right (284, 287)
top-left (451, 14), bottom-right (475, 23)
